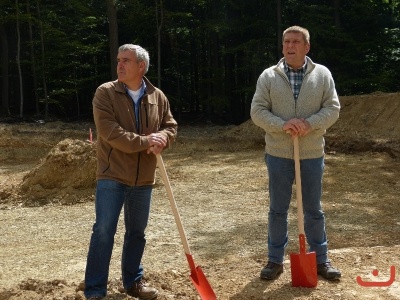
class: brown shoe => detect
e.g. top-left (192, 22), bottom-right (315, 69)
top-left (126, 279), bottom-right (159, 300)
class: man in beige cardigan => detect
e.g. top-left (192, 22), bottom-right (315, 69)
top-left (251, 26), bottom-right (341, 281)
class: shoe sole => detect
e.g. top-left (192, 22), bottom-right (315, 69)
top-left (317, 272), bottom-right (341, 281)
top-left (137, 291), bottom-right (159, 300)
top-left (260, 268), bottom-right (283, 280)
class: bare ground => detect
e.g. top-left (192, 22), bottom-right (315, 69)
top-left (0, 92), bottom-right (400, 299)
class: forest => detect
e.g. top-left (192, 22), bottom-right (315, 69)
top-left (0, 0), bottom-right (399, 124)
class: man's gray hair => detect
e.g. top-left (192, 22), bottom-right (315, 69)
top-left (118, 44), bottom-right (150, 74)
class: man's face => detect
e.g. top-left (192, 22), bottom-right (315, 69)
top-left (117, 50), bottom-right (145, 86)
top-left (282, 32), bottom-right (310, 69)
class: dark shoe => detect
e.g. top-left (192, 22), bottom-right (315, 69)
top-left (260, 261), bottom-right (283, 280)
top-left (126, 279), bottom-right (159, 300)
top-left (317, 262), bottom-right (341, 280)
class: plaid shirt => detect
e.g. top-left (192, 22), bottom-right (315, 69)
top-left (284, 60), bottom-right (307, 101)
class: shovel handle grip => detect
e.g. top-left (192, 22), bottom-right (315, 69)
top-left (156, 154), bottom-right (192, 255)
top-left (293, 136), bottom-right (305, 235)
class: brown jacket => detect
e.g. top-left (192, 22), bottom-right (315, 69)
top-left (93, 77), bottom-right (177, 186)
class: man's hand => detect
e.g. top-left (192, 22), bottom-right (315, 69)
top-left (146, 133), bottom-right (167, 154)
top-left (148, 144), bottom-right (163, 155)
top-left (283, 118), bottom-right (312, 136)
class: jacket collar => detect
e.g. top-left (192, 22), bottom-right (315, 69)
top-left (276, 56), bottom-right (315, 75)
top-left (114, 76), bottom-right (156, 95)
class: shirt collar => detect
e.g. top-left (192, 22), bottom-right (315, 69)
top-left (124, 79), bottom-right (147, 94)
top-left (284, 59), bottom-right (308, 73)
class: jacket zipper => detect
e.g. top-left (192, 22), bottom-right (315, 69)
top-left (134, 95), bottom-right (150, 185)
top-left (134, 100), bottom-right (142, 186)
top-left (278, 68), bottom-right (310, 118)
top-left (123, 91), bottom-right (142, 186)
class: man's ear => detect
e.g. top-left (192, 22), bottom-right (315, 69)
top-left (139, 61), bottom-right (146, 71)
top-left (305, 43), bottom-right (310, 54)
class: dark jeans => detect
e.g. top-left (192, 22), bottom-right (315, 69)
top-left (265, 154), bottom-right (328, 265)
top-left (84, 179), bottom-right (152, 298)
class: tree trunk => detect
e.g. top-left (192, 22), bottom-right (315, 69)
top-left (16, 0), bottom-right (24, 118)
top-left (26, 0), bottom-right (39, 114)
top-left (276, 0), bottom-right (282, 60)
top-left (225, 5), bottom-right (239, 124)
top-left (155, 0), bottom-right (163, 88)
top-left (37, 0), bottom-right (49, 120)
top-left (191, 34), bottom-right (199, 116)
top-left (0, 23), bottom-right (10, 115)
top-left (106, 0), bottom-right (118, 80)
top-left (75, 68), bottom-right (80, 118)
top-left (333, 0), bottom-right (341, 28)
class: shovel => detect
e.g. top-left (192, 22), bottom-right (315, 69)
top-left (289, 135), bottom-right (318, 288)
top-left (156, 154), bottom-right (217, 300)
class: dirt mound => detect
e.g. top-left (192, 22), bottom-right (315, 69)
top-left (326, 92), bottom-right (400, 157)
top-left (19, 139), bottom-right (96, 206)
top-left (331, 92), bottom-right (400, 139)
top-left (0, 121), bottom-right (92, 163)
top-left (223, 120), bottom-right (264, 147)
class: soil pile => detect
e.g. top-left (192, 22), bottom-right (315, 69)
top-left (20, 139), bottom-right (96, 206)
top-left (327, 92), bottom-right (400, 157)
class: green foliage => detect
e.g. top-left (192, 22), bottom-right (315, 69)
top-left (0, 0), bottom-right (399, 122)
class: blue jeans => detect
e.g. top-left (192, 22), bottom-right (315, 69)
top-left (265, 154), bottom-right (328, 265)
top-left (84, 179), bottom-right (153, 298)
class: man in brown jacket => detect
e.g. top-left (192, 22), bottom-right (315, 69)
top-left (84, 44), bottom-right (177, 300)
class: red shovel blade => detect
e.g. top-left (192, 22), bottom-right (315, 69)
top-left (186, 254), bottom-right (217, 300)
top-left (290, 234), bottom-right (317, 287)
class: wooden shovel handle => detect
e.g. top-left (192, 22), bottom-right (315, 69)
top-left (156, 154), bottom-right (192, 255)
top-left (293, 136), bottom-right (305, 235)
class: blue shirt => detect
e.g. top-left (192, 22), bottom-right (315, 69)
top-left (126, 80), bottom-right (147, 130)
